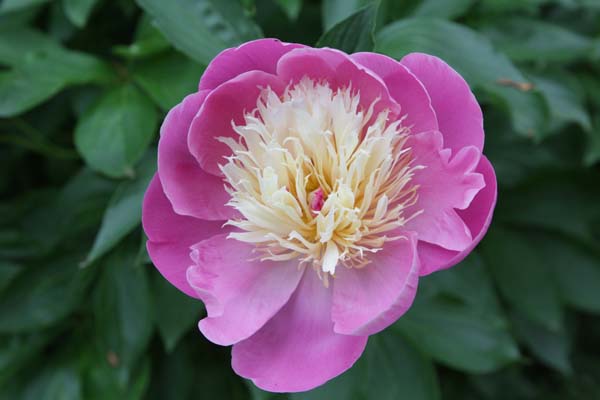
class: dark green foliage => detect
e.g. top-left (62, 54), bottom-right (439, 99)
top-left (1, 0), bottom-right (600, 398)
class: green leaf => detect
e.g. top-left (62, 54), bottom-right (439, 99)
top-left (146, 337), bottom-right (247, 400)
top-left (62, 0), bottom-right (99, 27)
top-left (151, 270), bottom-right (202, 352)
top-left (0, 329), bottom-right (61, 385)
top-left (394, 254), bottom-right (520, 373)
top-left (81, 349), bottom-right (151, 400)
top-left (74, 84), bottom-right (158, 178)
top-left (316, 3), bottom-right (377, 53)
top-left (497, 171), bottom-right (600, 244)
top-left (274, 0), bottom-right (302, 20)
top-left (132, 51), bottom-right (204, 111)
top-left (93, 243), bottom-right (153, 369)
top-left (135, 0), bottom-right (262, 64)
top-left (247, 383), bottom-right (289, 400)
top-left (292, 330), bottom-right (439, 400)
top-left (530, 73), bottom-right (591, 133)
top-left (0, 261), bottom-right (21, 295)
top-left (322, 0), bottom-right (374, 30)
top-left (511, 312), bottom-right (572, 374)
top-left (481, 227), bottom-right (564, 332)
top-left (21, 365), bottom-right (82, 400)
top-left (0, 254), bottom-right (95, 333)
top-left (480, 18), bottom-right (593, 63)
top-left (112, 14), bottom-right (170, 60)
top-left (84, 152), bottom-right (157, 267)
top-left (362, 332), bottom-right (440, 400)
top-left (410, 0), bottom-right (474, 19)
top-left (531, 233), bottom-right (600, 314)
top-left (0, 34), bottom-right (113, 117)
top-left (586, 115), bottom-right (600, 166)
top-left (0, 0), bottom-right (50, 14)
top-left (376, 18), bottom-right (548, 138)
top-left (0, 27), bottom-right (57, 66)
top-left (0, 170), bottom-right (113, 260)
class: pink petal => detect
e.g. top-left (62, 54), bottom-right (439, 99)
top-left (405, 131), bottom-right (485, 252)
top-left (351, 52), bottom-right (438, 134)
top-left (277, 47), bottom-right (400, 119)
top-left (142, 175), bottom-right (225, 298)
top-left (158, 91), bottom-right (234, 221)
top-left (332, 232), bottom-right (420, 336)
top-left (232, 271), bottom-right (368, 392)
top-left (199, 39), bottom-right (304, 91)
top-left (418, 156), bottom-right (497, 275)
top-left (401, 53), bottom-right (484, 153)
top-left (186, 234), bottom-right (304, 346)
top-left (188, 71), bottom-right (286, 176)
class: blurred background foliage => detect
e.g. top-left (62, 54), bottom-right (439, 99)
top-left (1, 0), bottom-right (600, 398)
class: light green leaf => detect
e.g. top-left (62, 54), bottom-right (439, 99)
top-left (84, 152), bottom-right (156, 267)
top-left (274, 0), bottom-right (302, 20)
top-left (0, 27), bottom-right (57, 66)
top-left (74, 84), bottom-right (158, 178)
top-left (135, 0), bottom-right (262, 64)
top-left (316, 3), bottom-right (377, 53)
top-left (151, 270), bottom-right (202, 352)
top-left (62, 0), bottom-right (99, 27)
top-left (0, 32), bottom-right (113, 117)
top-left (481, 18), bottom-right (593, 63)
top-left (410, 0), bottom-right (474, 19)
top-left (322, 0), bottom-right (374, 30)
top-left (482, 227), bottom-right (564, 332)
top-left (0, 0), bottom-right (50, 14)
top-left (376, 18), bottom-right (548, 138)
top-left (132, 51), bottom-right (203, 110)
top-left (394, 254), bottom-right (520, 373)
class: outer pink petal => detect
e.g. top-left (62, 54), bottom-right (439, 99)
top-left (199, 39), bottom-right (304, 91)
top-left (277, 47), bottom-right (400, 119)
top-left (351, 52), bottom-right (438, 134)
top-left (158, 91), bottom-right (233, 221)
top-left (188, 71), bottom-right (286, 176)
top-left (418, 156), bottom-right (497, 275)
top-left (186, 234), bottom-right (304, 346)
top-left (332, 232), bottom-right (420, 336)
top-left (232, 271), bottom-right (368, 392)
top-left (142, 175), bottom-right (225, 298)
top-left (401, 53), bottom-right (484, 152)
top-left (405, 131), bottom-right (485, 252)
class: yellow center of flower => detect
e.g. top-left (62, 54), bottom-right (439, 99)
top-left (219, 78), bottom-right (421, 282)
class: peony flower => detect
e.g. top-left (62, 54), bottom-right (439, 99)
top-left (142, 39), bottom-right (497, 392)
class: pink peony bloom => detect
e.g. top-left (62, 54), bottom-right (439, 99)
top-left (142, 39), bottom-right (497, 392)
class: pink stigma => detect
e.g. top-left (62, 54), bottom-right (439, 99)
top-left (310, 187), bottom-right (325, 212)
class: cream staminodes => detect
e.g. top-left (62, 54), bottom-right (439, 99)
top-left (219, 78), bottom-right (422, 280)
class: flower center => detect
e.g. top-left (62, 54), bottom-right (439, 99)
top-left (219, 78), bottom-right (421, 282)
